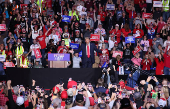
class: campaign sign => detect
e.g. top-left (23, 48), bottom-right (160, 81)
top-left (90, 34), bottom-right (100, 41)
top-left (125, 36), bottom-right (135, 43)
top-left (0, 55), bottom-right (5, 61)
top-left (70, 43), bottom-right (79, 50)
top-left (33, 48), bottom-right (42, 59)
top-left (48, 53), bottom-right (70, 61)
top-left (20, 4), bottom-right (28, 9)
top-left (0, 24), bottom-right (6, 31)
top-left (106, 4), bottom-right (115, 10)
top-left (153, 1), bottom-right (162, 7)
top-left (4, 62), bottom-right (15, 69)
top-left (142, 13), bottom-right (152, 19)
top-left (101, 62), bottom-right (108, 68)
top-left (79, 51), bottom-right (82, 57)
top-left (112, 51), bottom-right (123, 58)
top-left (62, 15), bottom-right (71, 22)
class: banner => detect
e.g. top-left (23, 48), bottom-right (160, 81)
top-left (132, 46), bottom-right (141, 56)
top-left (0, 24), bottom-right (6, 31)
top-left (90, 34), bottom-right (100, 41)
top-left (142, 13), bottom-right (152, 19)
top-left (33, 48), bottom-right (42, 59)
top-left (112, 51), bottom-right (123, 58)
top-left (101, 62), bottom-right (108, 68)
top-left (106, 4), bottom-right (115, 10)
top-left (20, 4), bottom-right (28, 9)
top-left (4, 62), bottom-right (15, 69)
top-left (125, 36), bottom-right (135, 43)
top-left (62, 15), bottom-right (71, 22)
top-left (70, 43), bottom-right (79, 50)
top-left (48, 53), bottom-right (70, 61)
top-left (79, 51), bottom-right (82, 57)
top-left (0, 55), bottom-right (5, 61)
top-left (153, 1), bottom-right (162, 7)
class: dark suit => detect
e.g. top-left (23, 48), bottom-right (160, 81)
top-left (74, 42), bottom-right (102, 68)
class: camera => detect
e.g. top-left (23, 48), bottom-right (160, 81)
top-left (103, 68), bottom-right (107, 73)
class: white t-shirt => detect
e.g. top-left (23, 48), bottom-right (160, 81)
top-left (164, 40), bottom-right (170, 50)
top-left (70, 106), bottom-right (87, 109)
top-left (146, 0), bottom-right (152, 3)
top-left (108, 37), bottom-right (116, 50)
top-left (30, 44), bottom-right (40, 56)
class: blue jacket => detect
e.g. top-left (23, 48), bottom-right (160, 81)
top-left (74, 42), bottom-right (102, 64)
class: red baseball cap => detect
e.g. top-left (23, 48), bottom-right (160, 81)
top-left (61, 91), bottom-right (68, 99)
top-left (67, 80), bottom-right (77, 89)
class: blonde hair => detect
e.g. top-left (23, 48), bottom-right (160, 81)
top-left (163, 86), bottom-right (169, 99)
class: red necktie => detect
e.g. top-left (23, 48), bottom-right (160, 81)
top-left (87, 45), bottom-right (90, 58)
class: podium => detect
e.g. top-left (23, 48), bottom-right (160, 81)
top-left (48, 53), bottom-right (70, 68)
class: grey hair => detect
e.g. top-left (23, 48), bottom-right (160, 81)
top-left (13, 86), bottom-right (19, 95)
top-left (52, 98), bottom-right (61, 108)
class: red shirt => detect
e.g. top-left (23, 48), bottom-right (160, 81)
top-left (126, 9), bottom-right (137, 18)
top-left (36, 35), bottom-right (46, 49)
top-left (98, 49), bottom-right (109, 56)
top-left (98, 11), bottom-right (106, 21)
top-left (141, 59), bottom-right (152, 70)
top-left (57, 46), bottom-right (69, 53)
top-left (139, 3), bottom-right (147, 9)
top-left (164, 54), bottom-right (170, 68)
top-left (109, 29), bottom-right (121, 43)
top-left (121, 28), bottom-right (131, 37)
top-left (133, 29), bottom-right (144, 38)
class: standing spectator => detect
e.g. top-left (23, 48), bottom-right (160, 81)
top-left (141, 54), bottom-right (152, 74)
top-left (126, 6), bottom-right (137, 30)
top-left (154, 53), bottom-right (164, 75)
top-left (153, 7), bottom-right (162, 21)
top-left (109, 24), bottom-right (121, 44)
top-left (157, 16), bottom-right (166, 33)
top-left (131, 53), bottom-right (142, 66)
top-left (72, 53), bottom-right (82, 68)
top-left (118, 11), bottom-right (129, 26)
top-left (140, 35), bottom-right (149, 54)
top-left (163, 36), bottom-right (170, 51)
top-left (146, 0), bottom-right (152, 13)
top-left (112, 55), bottom-right (123, 73)
top-left (123, 43), bottom-right (133, 63)
top-left (57, 40), bottom-right (69, 53)
top-left (162, 0), bottom-right (170, 22)
top-left (121, 24), bottom-right (131, 38)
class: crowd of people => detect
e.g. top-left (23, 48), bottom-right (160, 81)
top-left (0, 0), bottom-right (170, 75)
top-left (0, 72), bottom-right (170, 109)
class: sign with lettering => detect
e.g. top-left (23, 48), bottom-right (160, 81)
top-left (142, 13), bottom-right (152, 19)
top-left (70, 43), bottom-right (79, 50)
top-left (90, 34), bottom-right (100, 41)
top-left (153, 1), bottom-right (162, 7)
top-left (125, 36), bottom-right (135, 43)
top-left (62, 15), bottom-right (71, 22)
top-left (106, 4), bottom-right (115, 10)
top-left (0, 24), bottom-right (6, 31)
top-left (48, 53), bottom-right (70, 61)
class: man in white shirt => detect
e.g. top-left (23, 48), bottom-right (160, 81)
top-left (29, 39), bottom-right (41, 64)
top-left (70, 94), bottom-right (88, 109)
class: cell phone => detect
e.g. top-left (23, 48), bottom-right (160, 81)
top-left (151, 77), bottom-right (155, 79)
top-left (98, 97), bottom-right (102, 104)
top-left (88, 85), bottom-right (92, 91)
top-left (82, 82), bottom-right (85, 87)
top-left (117, 85), bottom-right (120, 89)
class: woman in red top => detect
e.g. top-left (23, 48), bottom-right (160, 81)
top-left (139, 0), bottom-right (147, 10)
top-left (141, 54), bottom-right (152, 75)
top-left (98, 43), bottom-right (109, 56)
top-left (109, 24), bottom-right (121, 43)
top-left (121, 24), bottom-right (131, 40)
top-left (157, 16), bottom-right (166, 33)
top-left (133, 23), bottom-right (144, 39)
top-left (154, 53), bottom-right (164, 75)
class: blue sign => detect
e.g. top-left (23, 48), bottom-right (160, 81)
top-left (70, 43), bottom-right (79, 50)
top-left (106, 4), bottom-right (115, 10)
top-left (79, 51), bottom-right (82, 57)
top-left (101, 62), bottom-right (108, 68)
top-left (62, 15), bottom-right (71, 22)
top-left (125, 36), bottom-right (135, 43)
top-left (48, 53), bottom-right (70, 61)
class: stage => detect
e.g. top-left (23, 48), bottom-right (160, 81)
top-left (0, 68), bottom-right (169, 89)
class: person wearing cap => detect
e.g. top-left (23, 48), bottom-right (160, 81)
top-left (69, 32), bottom-right (104, 68)
top-left (70, 94), bottom-right (89, 109)
top-left (109, 24), bottom-right (121, 44)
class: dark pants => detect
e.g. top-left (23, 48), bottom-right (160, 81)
top-left (82, 57), bottom-right (92, 68)
top-left (146, 3), bottom-right (152, 13)
top-left (0, 70), bottom-right (5, 75)
top-left (40, 49), bottom-right (45, 66)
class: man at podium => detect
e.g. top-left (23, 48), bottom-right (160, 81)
top-left (69, 32), bottom-right (106, 68)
